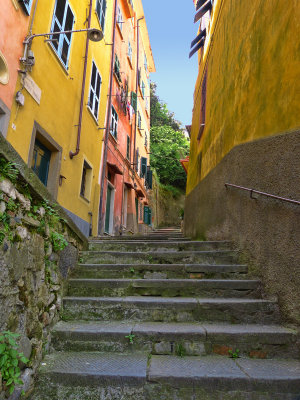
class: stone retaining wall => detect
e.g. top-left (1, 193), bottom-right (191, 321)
top-left (0, 135), bottom-right (87, 399)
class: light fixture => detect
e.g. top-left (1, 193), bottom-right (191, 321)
top-left (20, 28), bottom-right (103, 64)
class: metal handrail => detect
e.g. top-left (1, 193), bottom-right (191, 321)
top-left (225, 183), bottom-right (300, 206)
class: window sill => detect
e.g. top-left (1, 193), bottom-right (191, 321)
top-left (87, 105), bottom-right (99, 126)
top-left (80, 194), bottom-right (90, 203)
top-left (109, 131), bottom-right (118, 144)
top-left (116, 23), bottom-right (124, 39)
top-left (113, 72), bottom-right (122, 86)
top-left (48, 41), bottom-right (70, 75)
top-left (127, 56), bottom-right (133, 69)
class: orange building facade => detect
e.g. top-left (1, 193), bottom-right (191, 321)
top-left (0, 0), bottom-right (31, 137)
top-left (100, 0), bottom-right (155, 235)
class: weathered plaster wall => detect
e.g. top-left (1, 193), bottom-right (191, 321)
top-left (0, 136), bottom-right (87, 398)
top-left (184, 130), bottom-right (300, 325)
top-left (187, 0), bottom-right (300, 194)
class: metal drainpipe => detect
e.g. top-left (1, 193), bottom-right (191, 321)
top-left (98, 0), bottom-right (118, 235)
top-left (69, 0), bottom-right (93, 159)
top-left (133, 16), bottom-right (144, 172)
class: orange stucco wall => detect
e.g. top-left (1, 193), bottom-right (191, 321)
top-left (0, 0), bottom-right (30, 109)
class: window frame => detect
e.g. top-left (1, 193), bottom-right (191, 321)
top-left (95, 0), bottom-right (106, 33)
top-left (117, 6), bottom-right (123, 32)
top-left (80, 159), bottom-right (93, 201)
top-left (128, 41), bottom-right (133, 64)
top-left (126, 135), bottom-right (131, 160)
top-left (137, 111), bottom-right (142, 130)
top-left (50, 0), bottom-right (75, 69)
top-left (20, 0), bottom-right (33, 15)
top-left (88, 60), bottom-right (102, 121)
top-left (110, 106), bottom-right (118, 139)
top-left (141, 80), bottom-right (145, 98)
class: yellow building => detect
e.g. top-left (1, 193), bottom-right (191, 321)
top-left (185, 0), bottom-right (300, 324)
top-left (187, 0), bottom-right (300, 195)
top-left (5, 0), bottom-right (113, 236)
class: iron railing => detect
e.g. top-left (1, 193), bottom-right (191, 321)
top-left (225, 183), bottom-right (300, 206)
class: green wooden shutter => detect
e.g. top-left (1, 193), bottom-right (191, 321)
top-left (143, 206), bottom-right (149, 224)
top-left (140, 157), bottom-right (147, 178)
top-left (131, 91), bottom-right (137, 112)
top-left (148, 207), bottom-right (152, 225)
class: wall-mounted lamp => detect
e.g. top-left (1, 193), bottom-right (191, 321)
top-left (20, 28), bottom-right (103, 64)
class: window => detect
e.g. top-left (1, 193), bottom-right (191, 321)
top-left (139, 202), bottom-right (143, 220)
top-left (117, 7), bottom-right (123, 32)
top-left (144, 53), bottom-right (148, 72)
top-left (88, 61), bottom-right (102, 120)
top-left (128, 41), bottom-right (132, 64)
top-left (96, 0), bottom-right (106, 32)
top-left (137, 111), bottom-right (142, 130)
top-left (197, 70), bottom-right (207, 140)
top-left (80, 160), bottom-right (92, 199)
top-left (126, 135), bottom-right (130, 160)
top-left (129, 0), bottom-right (134, 9)
top-left (20, 0), bottom-right (33, 15)
top-left (135, 148), bottom-right (139, 172)
top-left (31, 140), bottom-right (51, 186)
top-left (131, 91), bottom-right (137, 112)
top-left (145, 97), bottom-right (149, 113)
top-left (144, 132), bottom-right (148, 148)
top-left (141, 80), bottom-right (145, 98)
top-left (114, 54), bottom-right (121, 82)
top-left (50, 0), bottom-right (75, 67)
top-left (110, 106), bottom-right (118, 139)
top-left (140, 157), bottom-right (147, 178)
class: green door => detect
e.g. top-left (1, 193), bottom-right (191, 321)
top-left (105, 185), bottom-right (112, 233)
top-left (31, 140), bottom-right (51, 186)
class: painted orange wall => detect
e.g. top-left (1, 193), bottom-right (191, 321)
top-left (0, 0), bottom-right (30, 109)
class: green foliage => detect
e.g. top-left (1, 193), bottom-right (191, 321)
top-left (175, 342), bottom-right (186, 358)
top-left (130, 267), bottom-right (135, 274)
top-left (0, 212), bottom-right (13, 244)
top-left (228, 348), bottom-right (240, 359)
top-left (50, 231), bottom-right (68, 252)
top-left (150, 83), bottom-right (189, 190)
top-left (0, 158), bottom-right (19, 184)
top-left (125, 334), bottom-right (135, 344)
top-left (6, 198), bottom-right (18, 212)
top-left (0, 331), bottom-right (29, 395)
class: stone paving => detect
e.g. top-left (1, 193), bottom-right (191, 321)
top-left (33, 228), bottom-right (300, 399)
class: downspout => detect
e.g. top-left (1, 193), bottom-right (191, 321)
top-left (69, 0), bottom-right (93, 159)
top-left (22, 0), bottom-right (39, 66)
top-left (98, 0), bottom-right (118, 234)
top-left (133, 16), bottom-right (144, 171)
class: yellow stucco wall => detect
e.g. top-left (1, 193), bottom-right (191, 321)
top-left (187, 0), bottom-right (300, 195)
top-left (6, 0), bottom-right (113, 235)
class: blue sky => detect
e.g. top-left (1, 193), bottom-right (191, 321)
top-left (143, 0), bottom-right (198, 127)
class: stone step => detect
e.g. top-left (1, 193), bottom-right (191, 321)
top-left (52, 321), bottom-right (299, 359)
top-left (72, 263), bottom-right (248, 279)
top-left (32, 352), bottom-right (300, 400)
top-left (147, 355), bottom-right (300, 399)
top-left (90, 235), bottom-right (189, 241)
top-left (67, 278), bottom-right (261, 298)
top-left (61, 296), bottom-right (280, 324)
top-left (80, 250), bottom-right (239, 265)
top-left (88, 240), bottom-right (233, 252)
top-left (32, 352), bottom-right (148, 399)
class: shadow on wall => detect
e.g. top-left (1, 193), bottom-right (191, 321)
top-left (184, 130), bottom-right (300, 325)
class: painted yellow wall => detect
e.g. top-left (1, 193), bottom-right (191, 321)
top-left (6, 0), bottom-right (113, 235)
top-left (187, 0), bottom-right (300, 195)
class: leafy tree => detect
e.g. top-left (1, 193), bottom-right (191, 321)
top-left (150, 83), bottom-right (189, 190)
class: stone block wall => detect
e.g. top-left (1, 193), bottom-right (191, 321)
top-left (0, 136), bottom-right (87, 399)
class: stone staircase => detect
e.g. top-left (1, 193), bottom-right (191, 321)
top-left (33, 229), bottom-right (300, 399)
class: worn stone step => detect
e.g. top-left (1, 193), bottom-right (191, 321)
top-left (62, 296), bottom-right (280, 324)
top-left (147, 355), bottom-right (300, 399)
top-left (67, 278), bottom-right (261, 298)
top-left (88, 240), bottom-right (233, 252)
top-left (32, 352), bottom-right (148, 399)
top-left (72, 263), bottom-right (248, 279)
top-left (80, 250), bottom-right (239, 265)
top-left (91, 234), bottom-right (189, 241)
top-left (52, 321), bottom-right (299, 359)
